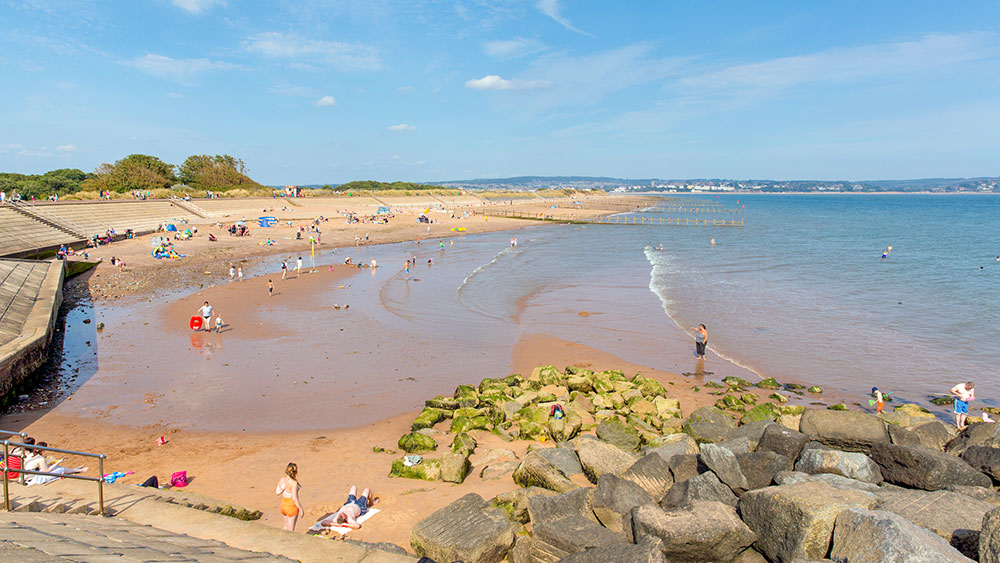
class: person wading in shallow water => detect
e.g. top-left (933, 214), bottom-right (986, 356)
top-left (693, 323), bottom-right (708, 360)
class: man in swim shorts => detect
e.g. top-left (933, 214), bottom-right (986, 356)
top-left (322, 486), bottom-right (373, 530)
top-left (950, 381), bottom-right (975, 429)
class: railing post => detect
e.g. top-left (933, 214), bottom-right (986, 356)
top-left (2, 441), bottom-right (8, 511)
top-left (98, 455), bottom-right (105, 516)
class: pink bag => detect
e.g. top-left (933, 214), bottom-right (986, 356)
top-left (170, 471), bottom-right (188, 488)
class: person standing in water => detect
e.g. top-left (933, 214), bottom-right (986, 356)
top-left (237, 266), bottom-right (243, 281)
top-left (693, 324), bottom-right (708, 359)
top-left (281, 260), bottom-right (288, 280)
top-left (275, 462), bottom-right (304, 531)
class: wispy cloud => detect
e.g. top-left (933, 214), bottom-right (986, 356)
top-left (244, 32), bottom-right (381, 70)
top-left (679, 32), bottom-right (998, 92)
top-left (482, 36), bottom-right (548, 60)
top-left (269, 82), bottom-right (318, 97)
top-left (314, 95), bottom-right (337, 107)
top-left (535, 0), bottom-right (592, 37)
top-left (124, 54), bottom-right (238, 84)
top-left (56, 144), bottom-right (77, 152)
top-left (387, 123), bottom-right (416, 132)
top-left (465, 75), bottom-right (550, 90)
top-left (166, 92), bottom-right (184, 98)
top-left (171, 0), bottom-right (226, 14)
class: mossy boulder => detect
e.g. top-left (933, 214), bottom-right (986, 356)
top-left (440, 452), bottom-right (471, 484)
top-left (929, 396), bottom-right (952, 406)
top-left (740, 403), bottom-right (782, 424)
top-left (398, 432), bottom-right (438, 453)
top-left (781, 405), bottom-right (806, 416)
top-left (755, 377), bottom-right (781, 389)
top-left (741, 393), bottom-right (758, 405)
top-left (682, 406), bottom-right (737, 444)
top-left (630, 399), bottom-right (657, 417)
top-left (784, 383), bottom-right (805, 390)
top-left (534, 365), bottom-right (565, 387)
top-left (503, 374), bottom-right (524, 387)
top-left (723, 376), bottom-right (752, 388)
top-left (769, 392), bottom-right (789, 404)
top-left (592, 375), bottom-right (615, 394)
top-left (389, 458), bottom-right (441, 481)
top-left (704, 381), bottom-right (725, 389)
top-left (425, 395), bottom-right (459, 410)
top-left (602, 369), bottom-right (626, 381)
top-left (653, 396), bottom-right (682, 419)
top-left (548, 416), bottom-right (581, 442)
top-left (412, 407), bottom-right (447, 430)
top-left (478, 378), bottom-right (507, 395)
top-left (807, 386), bottom-right (823, 394)
top-left (451, 432), bottom-right (477, 457)
top-left (519, 421), bottom-right (548, 441)
top-left (894, 403), bottom-right (931, 414)
top-left (723, 395), bottom-right (742, 409)
top-left (454, 385), bottom-right (479, 408)
top-left (566, 376), bottom-right (593, 393)
top-left (454, 407), bottom-right (489, 419)
top-left (827, 403), bottom-right (848, 411)
top-left (596, 418), bottom-right (641, 452)
top-left (638, 378), bottom-right (668, 399)
top-left (451, 415), bottom-right (492, 434)
top-left (516, 405), bottom-right (549, 425)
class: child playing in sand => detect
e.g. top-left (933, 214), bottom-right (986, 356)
top-left (215, 315), bottom-right (224, 333)
top-left (268, 280), bottom-right (274, 297)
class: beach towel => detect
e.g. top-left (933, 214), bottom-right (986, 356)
top-left (307, 508), bottom-right (380, 536)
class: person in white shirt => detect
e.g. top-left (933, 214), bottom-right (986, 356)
top-left (321, 485), bottom-right (375, 530)
top-left (950, 381), bottom-right (975, 429)
top-left (198, 302), bottom-right (213, 332)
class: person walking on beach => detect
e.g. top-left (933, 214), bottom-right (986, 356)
top-left (296, 257), bottom-right (302, 275)
top-left (229, 265), bottom-right (235, 283)
top-left (198, 302), bottom-right (213, 332)
top-left (693, 324), bottom-right (708, 360)
top-left (237, 266), bottom-right (243, 282)
top-left (950, 381), bottom-right (975, 429)
top-left (215, 315), bottom-right (224, 333)
top-left (281, 261), bottom-right (287, 280)
top-left (275, 462), bottom-right (304, 531)
top-left (268, 279), bottom-right (274, 297)
top-left (404, 261), bottom-right (410, 280)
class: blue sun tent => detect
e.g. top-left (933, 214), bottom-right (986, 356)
top-left (258, 216), bottom-right (277, 227)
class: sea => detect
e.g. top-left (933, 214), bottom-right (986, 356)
top-left (52, 193), bottom-right (1000, 430)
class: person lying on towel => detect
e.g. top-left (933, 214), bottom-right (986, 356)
top-left (321, 485), bottom-right (375, 530)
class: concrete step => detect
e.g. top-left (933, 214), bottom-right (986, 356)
top-left (3, 480), bottom-right (417, 562)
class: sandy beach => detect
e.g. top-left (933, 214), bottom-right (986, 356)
top-left (0, 193), bottom-right (803, 550)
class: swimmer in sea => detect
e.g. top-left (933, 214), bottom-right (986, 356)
top-left (710, 238), bottom-right (715, 246)
top-left (882, 251), bottom-right (888, 260)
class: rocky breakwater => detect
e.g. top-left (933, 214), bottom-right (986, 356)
top-left (400, 366), bottom-right (1000, 563)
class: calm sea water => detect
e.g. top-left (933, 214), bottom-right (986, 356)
top-left (448, 193), bottom-right (1000, 408)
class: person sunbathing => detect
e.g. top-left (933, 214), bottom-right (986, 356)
top-left (23, 442), bottom-right (87, 483)
top-left (321, 486), bottom-right (376, 530)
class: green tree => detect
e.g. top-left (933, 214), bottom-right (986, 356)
top-left (178, 154), bottom-right (261, 190)
top-left (82, 154), bottom-right (177, 192)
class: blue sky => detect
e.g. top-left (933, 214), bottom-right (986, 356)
top-left (2, 1), bottom-right (1000, 184)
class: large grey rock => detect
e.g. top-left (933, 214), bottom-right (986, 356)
top-left (535, 446), bottom-right (584, 477)
top-left (532, 515), bottom-right (626, 556)
top-left (507, 535), bottom-right (570, 563)
top-left (757, 424), bottom-right (810, 466)
top-left (733, 548), bottom-right (769, 563)
top-left (870, 442), bottom-right (992, 490)
top-left (410, 493), bottom-right (518, 563)
top-left (982, 507), bottom-right (1000, 563)
top-left (667, 453), bottom-right (707, 483)
top-left (736, 451), bottom-right (789, 490)
top-left (830, 508), bottom-right (974, 563)
top-left (700, 443), bottom-right (750, 493)
top-left (728, 420), bottom-right (775, 451)
top-left (961, 446), bottom-right (1000, 481)
top-left (633, 501), bottom-right (756, 562)
top-left (891, 420), bottom-right (953, 451)
top-left (512, 450), bottom-right (579, 493)
top-left (559, 543), bottom-right (666, 563)
top-left (596, 418), bottom-right (642, 452)
top-left (662, 471), bottom-right (738, 508)
top-left (947, 484), bottom-right (1000, 506)
top-left (592, 474), bottom-right (654, 534)
top-left (946, 422), bottom-right (1000, 456)
top-left (737, 481), bottom-right (877, 562)
top-left (623, 453), bottom-right (675, 501)
top-left (799, 409), bottom-right (890, 453)
top-left (441, 451), bottom-right (472, 484)
top-left (794, 448), bottom-right (883, 484)
top-left (875, 488), bottom-right (992, 559)
top-left (527, 487), bottom-right (597, 525)
top-left (799, 471), bottom-right (881, 492)
top-left (574, 437), bottom-right (638, 482)
top-left (643, 433), bottom-right (699, 459)
top-left (716, 436), bottom-right (752, 455)
top-left (493, 486), bottom-right (556, 524)
top-left (682, 406), bottom-right (737, 443)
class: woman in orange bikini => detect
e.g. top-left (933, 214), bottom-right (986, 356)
top-left (275, 462), bottom-right (304, 531)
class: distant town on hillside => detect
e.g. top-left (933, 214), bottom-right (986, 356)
top-left (299, 176), bottom-right (1000, 193)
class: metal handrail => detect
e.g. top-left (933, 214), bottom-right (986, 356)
top-left (12, 200), bottom-right (90, 238)
top-left (2, 440), bottom-right (106, 516)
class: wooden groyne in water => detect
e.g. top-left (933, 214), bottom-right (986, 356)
top-left (472, 208), bottom-right (744, 227)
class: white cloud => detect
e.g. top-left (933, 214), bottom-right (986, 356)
top-left (166, 92), bottom-right (184, 98)
top-left (18, 148), bottom-right (52, 158)
top-left (387, 123), bottom-right (416, 132)
top-left (392, 155), bottom-right (400, 159)
top-left (679, 32), bottom-right (997, 92)
top-left (314, 95), bottom-right (337, 107)
top-left (465, 74), bottom-right (550, 90)
top-left (55, 144), bottom-right (76, 152)
top-left (483, 37), bottom-right (548, 60)
top-left (124, 54), bottom-right (237, 84)
top-left (244, 32), bottom-right (381, 70)
top-left (171, 0), bottom-right (226, 14)
top-left (536, 0), bottom-right (592, 37)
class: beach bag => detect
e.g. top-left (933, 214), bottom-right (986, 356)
top-left (170, 471), bottom-right (188, 488)
top-left (140, 475), bottom-right (159, 488)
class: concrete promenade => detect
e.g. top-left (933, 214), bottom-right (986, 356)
top-left (0, 259), bottom-right (64, 402)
